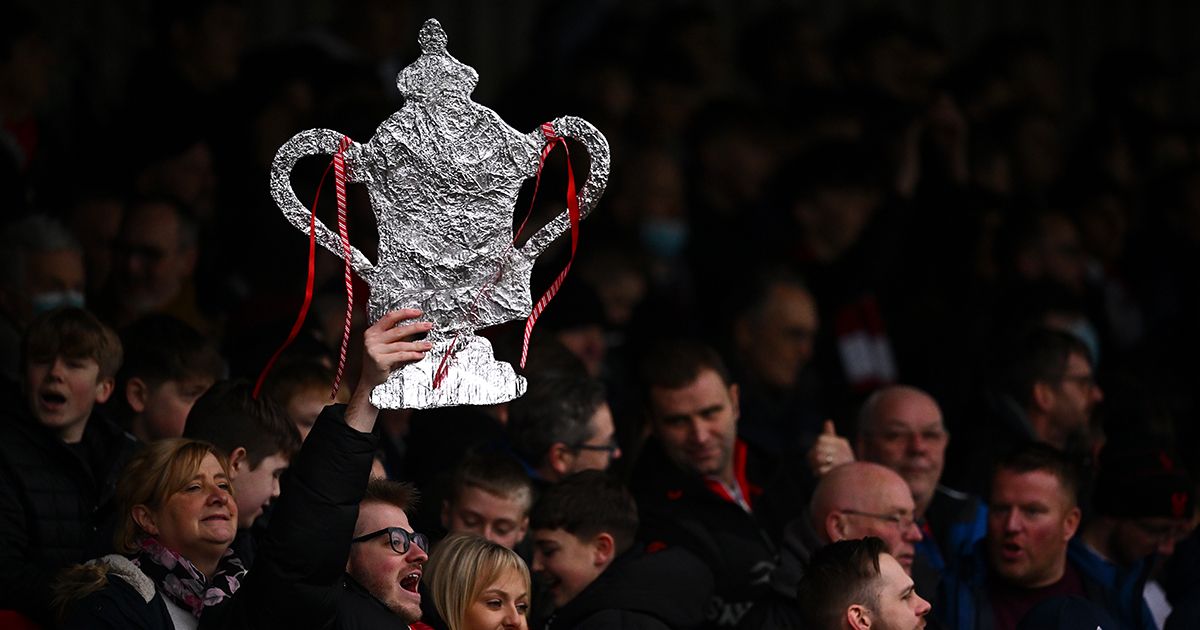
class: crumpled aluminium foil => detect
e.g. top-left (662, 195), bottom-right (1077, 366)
top-left (270, 18), bottom-right (610, 409)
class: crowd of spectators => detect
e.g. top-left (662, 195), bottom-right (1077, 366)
top-left (3, 1), bottom-right (1200, 629)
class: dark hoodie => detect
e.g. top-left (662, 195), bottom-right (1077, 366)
top-left (545, 546), bottom-right (713, 630)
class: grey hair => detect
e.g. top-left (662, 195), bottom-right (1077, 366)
top-left (0, 214), bottom-right (81, 292)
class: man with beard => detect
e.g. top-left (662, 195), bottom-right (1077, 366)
top-left (947, 329), bottom-right (1103, 495)
top-left (343, 479), bottom-right (431, 628)
top-left (797, 537), bottom-right (932, 630)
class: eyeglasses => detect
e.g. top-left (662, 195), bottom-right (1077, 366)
top-left (351, 527), bottom-right (430, 555)
top-left (571, 439), bottom-right (620, 456)
top-left (1131, 519), bottom-right (1191, 543)
top-left (840, 509), bottom-right (917, 531)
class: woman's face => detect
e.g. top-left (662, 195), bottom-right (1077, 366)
top-left (461, 568), bottom-right (529, 630)
top-left (148, 453), bottom-right (238, 558)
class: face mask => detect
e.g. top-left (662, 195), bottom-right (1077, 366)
top-left (639, 218), bottom-right (688, 258)
top-left (31, 290), bottom-right (86, 315)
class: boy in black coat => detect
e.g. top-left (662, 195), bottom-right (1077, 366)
top-left (530, 470), bottom-right (711, 630)
top-left (0, 308), bottom-right (137, 626)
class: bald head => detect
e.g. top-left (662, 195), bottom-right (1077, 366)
top-left (810, 462), bottom-right (923, 573)
top-left (855, 385), bottom-right (948, 518)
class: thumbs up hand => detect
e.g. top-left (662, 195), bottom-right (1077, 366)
top-left (807, 419), bottom-right (855, 477)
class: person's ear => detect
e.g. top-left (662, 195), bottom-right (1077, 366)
top-left (440, 499), bottom-right (452, 530)
top-left (847, 603), bottom-right (872, 630)
top-left (228, 447), bottom-right (249, 478)
top-left (728, 383), bottom-right (740, 421)
top-left (94, 377), bottom-right (115, 404)
top-left (1032, 381), bottom-right (1056, 413)
top-left (1063, 506), bottom-right (1082, 540)
top-left (826, 512), bottom-right (848, 542)
top-left (131, 504), bottom-right (159, 536)
top-left (547, 442), bottom-right (574, 478)
top-left (516, 516), bottom-right (529, 543)
top-left (126, 377), bottom-right (148, 414)
top-left (593, 532), bottom-right (616, 566)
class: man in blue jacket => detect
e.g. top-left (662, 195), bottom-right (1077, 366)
top-left (1071, 440), bottom-right (1194, 630)
top-left (938, 443), bottom-right (1119, 630)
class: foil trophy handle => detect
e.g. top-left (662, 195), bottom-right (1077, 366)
top-left (270, 128), bottom-right (377, 280)
top-left (519, 115), bottom-right (611, 261)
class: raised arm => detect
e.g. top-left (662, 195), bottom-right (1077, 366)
top-left (203, 310), bottom-right (432, 630)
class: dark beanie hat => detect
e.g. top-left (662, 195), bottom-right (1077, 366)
top-left (1093, 441), bottom-right (1194, 519)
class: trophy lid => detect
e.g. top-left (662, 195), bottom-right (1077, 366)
top-left (397, 18), bottom-right (479, 102)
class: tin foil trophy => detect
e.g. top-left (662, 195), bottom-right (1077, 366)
top-left (270, 19), bottom-right (610, 409)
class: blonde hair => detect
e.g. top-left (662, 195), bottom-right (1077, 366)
top-left (55, 439), bottom-right (232, 621)
top-left (114, 438), bottom-right (233, 553)
top-left (426, 534), bottom-right (532, 630)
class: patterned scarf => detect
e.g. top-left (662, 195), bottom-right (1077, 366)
top-left (130, 537), bottom-right (247, 618)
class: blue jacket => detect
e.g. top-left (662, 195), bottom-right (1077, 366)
top-left (1067, 538), bottom-right (1157, 630)
top-left (937, 540), bottom-right (1119, 630)
top-left (919, 485), bottom-right (988, 576)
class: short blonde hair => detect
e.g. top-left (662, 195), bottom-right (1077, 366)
top-left (114, 438), bottom-right (233, 553)
top-left (426, 534), bottom-right (531, 630)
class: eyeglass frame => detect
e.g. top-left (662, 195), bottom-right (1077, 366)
top-left (570, 439), bottom-right (620, 455)
top-left (351, 526), bottom-right (430, 555)
top-left (838, 509), bottom-right (919, 532)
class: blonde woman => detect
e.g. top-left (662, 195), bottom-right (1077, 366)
top-left (56, 439), bottom-right (243, 629)
top-left (426, 534), bottom-right (531, 630)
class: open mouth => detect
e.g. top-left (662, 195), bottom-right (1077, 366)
top-left (39, 391), bottom-right (67, 406)
top-left (400, 572), bottom-right (421, 593)
top-left (1000, 542), bottom-right (1023, 560)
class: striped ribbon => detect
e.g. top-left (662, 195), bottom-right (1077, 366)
top-left (331, 136), bottom-right (354, 398)
top-left (253, 135), bottom-right (354, 401)
top-left (431, 122), bottom-right (579, 388)
top-left (519, 123), bottom-right (579, 368)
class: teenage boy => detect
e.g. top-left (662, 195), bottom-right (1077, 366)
top-left (182, 379), bottom-right (302, 566)
top-left (116, 313), bottom-right (223, 442)
top-left (530, 470), bottom-right (712, 629)
top-left (0, 307), bottom-right (138, 626)
top-left (441, 452), bottom-right (534, 549)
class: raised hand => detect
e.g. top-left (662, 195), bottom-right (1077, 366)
top-left (360, 309), bottom-right (434, 390)
top-left (807, 419), bottom-right (856, 477)
top-left (348, 309), bottom-right (433, 432)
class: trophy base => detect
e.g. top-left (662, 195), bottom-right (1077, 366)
top-left (368, 334), bottom-right (527, 409)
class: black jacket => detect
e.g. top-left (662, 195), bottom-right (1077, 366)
top-left (202, 404), bottom-right (380, 629)
top-left (545, 546), bottom-right (713, 630)
top-left (59, 554), bottom-right (176, 630)
top-left (336, 575), bottom-right (412, 629)
top-left (629, 438), bottom-right (794, 630)
top-left (0, 390), bottom-right (138, 626)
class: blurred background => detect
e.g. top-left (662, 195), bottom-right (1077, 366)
top-left (4, 0), bottom-right (1200, 475)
